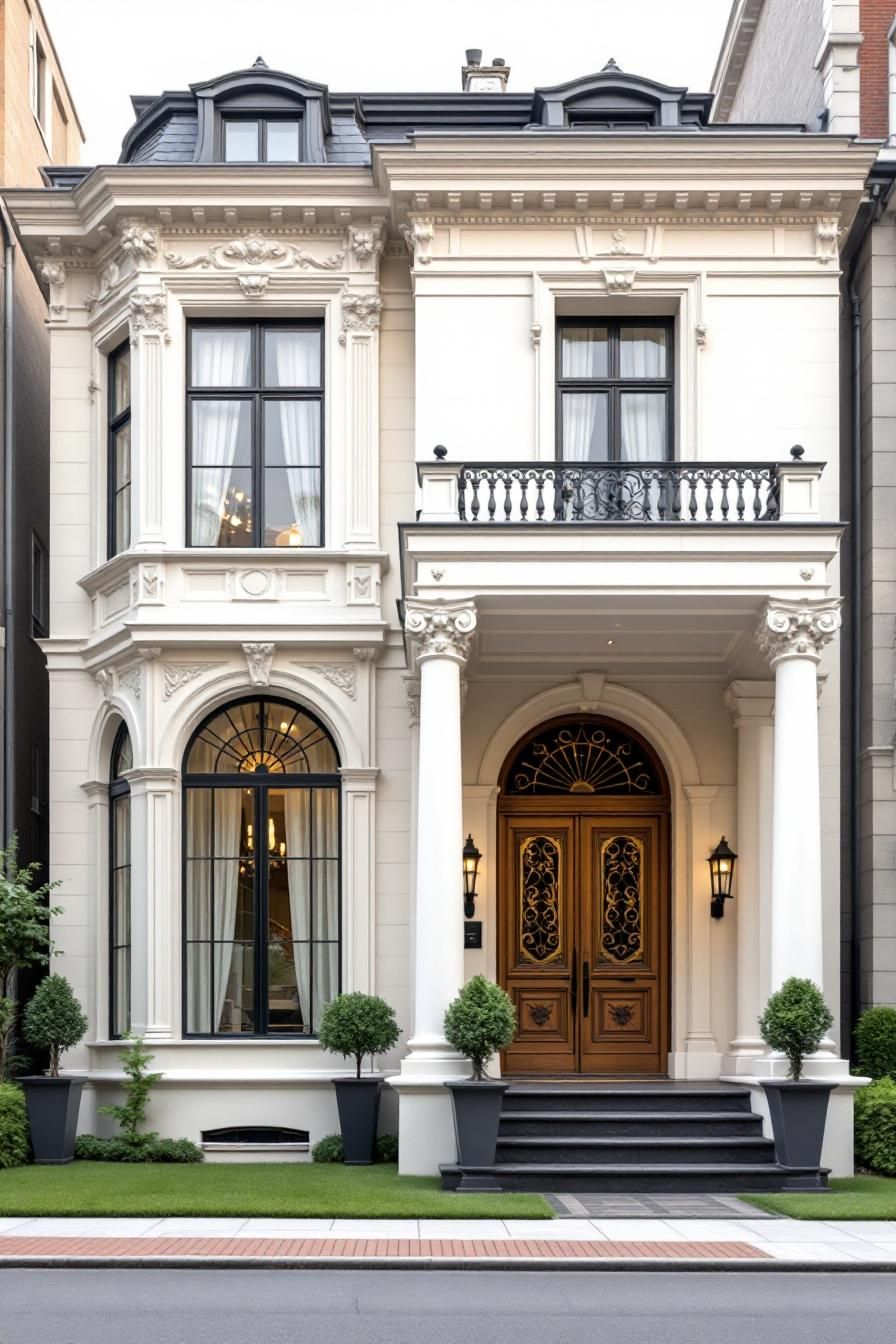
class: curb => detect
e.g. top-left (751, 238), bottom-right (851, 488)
top-left (1, 1254), bottom-right (895, 1272)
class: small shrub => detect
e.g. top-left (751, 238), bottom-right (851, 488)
top-left (73, 1134), bottom-right (202, 1164)
top-left (443, 975), bottom-right (517, 1080)
top-left (758, 978), bottom-right (833, 1081)
top-left (0, 835), bottom-right (62, 1082)
top-left (99, 1035), bottom-right (162, 1151)
top-left (312, 1133), bottom-right (344, 1163)
top-left (854, 1076), bottom-right (896, 1175)
top-left (855, 1006), bottom-right (896, 1082)
top-left (311, 1132), bottom-right (398, 1164)
top-left (22, 975), bottom-right (87, 1077)
top-left (318, 993), bottom-right (400, 1078)
top-left (375, 1133), bottom-right (398, 1163)
top-left (0, 1081), bottom-right (29, 1168)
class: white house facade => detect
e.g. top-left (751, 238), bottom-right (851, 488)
top-left (2, 55), bottom-right (877, 1180)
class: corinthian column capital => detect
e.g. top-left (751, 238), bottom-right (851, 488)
top-left (404, 599), bottom-right (477, 666)
top-left (756, 598), bottom-right (842, 666)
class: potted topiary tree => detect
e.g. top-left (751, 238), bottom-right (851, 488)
top-left (758, 977), bottom-right (835, 1176)
top-left (318, 992), bottom-right (400, 1164)
top-left (443, 975), bottom-right (517, 1169)
top-left (20, 975), bottom-right (88, 1164)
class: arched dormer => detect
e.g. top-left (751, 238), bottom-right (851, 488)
top-left (532, 60), bottom-right (712, 130)
top-left (192, 59), bottom-right (331, 164)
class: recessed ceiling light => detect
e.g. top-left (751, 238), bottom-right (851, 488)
top-left (607, 639), bottom-right (614, 646)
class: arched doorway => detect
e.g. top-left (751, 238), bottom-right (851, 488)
top-left (498, 715), bottom-right (671, 1075)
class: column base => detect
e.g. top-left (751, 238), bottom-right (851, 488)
top-left (721, 1037), bottom-right (767, 1076)
top-left (389, 1040), bottom-right (471, 1175)
top-left (670, 1035), bottom-right (722, 1080)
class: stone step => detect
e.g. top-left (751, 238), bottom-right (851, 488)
top-left (502, 1086), bottom-right (753, 1115)
top-left (494, 1136), bottom-right (777, 1165)
top-left (498, 1110), bottom-right (765, 1138)
top-left (440, 1162), bottom-right (826, 1194)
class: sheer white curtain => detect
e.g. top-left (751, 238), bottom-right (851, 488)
top-left (275, 337), bottom-right (320, 545)
top-left (191, 333), bottom-right (251, 544)
top-left (562, 334), bottom-right (605, 463)
top-left (313, 790), bottom-right (339, 1022)
top-left (620, 331), bottom-right (666, 462)
top-left (283, 790), bottom-right (311, 1025)
top-left (212, 791), bottom-right (243, 1030)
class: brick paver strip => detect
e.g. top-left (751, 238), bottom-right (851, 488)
top-left (0, 1235), bottom-right (769, 1262)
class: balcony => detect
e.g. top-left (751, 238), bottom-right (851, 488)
top-left (418, 449), bottom-right (823, 528)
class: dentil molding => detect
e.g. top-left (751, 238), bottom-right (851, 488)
top-left (756, 599), bottom-right (843, 664)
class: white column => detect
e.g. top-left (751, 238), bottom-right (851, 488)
top-left (339, 767), bottom-right (379, 996)
top-left (757, 600), bottom-right (841, 995)
top-left (722, 680), bottom-right (774, 1071)
top-left (124, 766), bottom-right (179, 1041)
top-left (403, 674), bottom-right (420, 1037)
top-left (390, 600), bottom-right (476, 1176)
top-left (128, 287), bottom-right (168, 550)
top-left (342, 293), bottom-right (381, 549)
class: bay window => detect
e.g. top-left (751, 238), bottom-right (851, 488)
top-left (108, 343), bottom-right (131, 556)
top-left (187, 321), bottom-right (324, 548)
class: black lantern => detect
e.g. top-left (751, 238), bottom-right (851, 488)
top-left (462, 834), bottom-right (481, 919)
top-left (709, 835), bottom-right (737, 919)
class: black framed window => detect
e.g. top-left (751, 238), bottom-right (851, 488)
top-left (108, 343), bottom-right (132, 557)
top-left (182, 697), bottom-right (340, 1038)
top-left (31, 532), bottom-right (48, 637)
top-left (222, 118), bottom-right (302, 163)
top-left (110, 724), bottom-right (133, 1039)
top-left (187, 322), bottom-right (324, 548)
top-left (557, 319), bottom-right (673, 461)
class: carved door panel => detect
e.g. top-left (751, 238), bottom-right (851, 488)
top-left (499, 815), bottom-right (576, 1074)
top-left (579, 816), bottom-right (667, 1074)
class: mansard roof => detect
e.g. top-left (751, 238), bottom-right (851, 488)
top-left (108, 56), bottom-right (801, 171)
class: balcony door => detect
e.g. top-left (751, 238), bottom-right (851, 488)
top-left (497, 717), bottom-right (670, 1076)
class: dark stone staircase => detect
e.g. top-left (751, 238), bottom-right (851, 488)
top-left (440, 1082), bottom-right (827, 1193)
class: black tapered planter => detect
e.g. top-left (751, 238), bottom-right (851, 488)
top-left (761, 1079), bottom-right (836, 1182)
top-left (446, 1081), bottom-right (509, 1167)
top-left (20, 1076), bottom-right (86, 1165)
top-left (333, 1076), bottom-right (383, 1165)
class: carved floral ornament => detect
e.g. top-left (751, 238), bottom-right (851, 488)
top-left (340, 292), bottom-right (382, 340)
top-left (164, 235), bottom-right (345, 273)
top-left (404, 601), bottom-right (477, 664)
top-left (349, 223), bottom-right (385, 264)
top-left (119, 219), bottom-right (159, 266)
top-left (756, 599), bottom-right (842, 665)
top-left (128, 290), bottom-right (168, 342)
top-left (243, 642), bottom-right (275, 687)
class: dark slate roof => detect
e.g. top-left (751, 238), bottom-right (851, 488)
top-left (114, 60), bottom-right (757, 167)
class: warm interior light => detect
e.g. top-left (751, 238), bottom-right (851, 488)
top-left (268, 817), bottom-right (276, 852)
top-left (275, 524), bottom-right (303, 547)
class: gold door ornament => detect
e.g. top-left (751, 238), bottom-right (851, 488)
top-left (506, 722), bottom-right (662, 796)
top-left (600, 834), bottom-right (644, 963)
top-left (519, 835), bottom-right (562, 964)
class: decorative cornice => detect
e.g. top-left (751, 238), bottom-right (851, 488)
top-left (404, 600), bottom-right (477, 665)
top-left (400, 217), bottom-right (434, 264)
top-left (756, 599), bottom-right (842, 665)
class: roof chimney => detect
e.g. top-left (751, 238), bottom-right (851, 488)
top-left (462, 51), bottom-right (510, 92)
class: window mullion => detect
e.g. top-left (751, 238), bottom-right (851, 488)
top-left (256, 783), bottom-right (268, 1035)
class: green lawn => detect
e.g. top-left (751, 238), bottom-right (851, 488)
top-left (0, 1162), bottom-right (552, 1220)
top-left (744, 1174), bottom-right (896, 1220)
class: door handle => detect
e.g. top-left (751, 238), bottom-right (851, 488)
top-left (571, 949), bottom-right (578, 1015)
top-left (582, 959), bottom-right (590, 1016)
top-left (617, 976), bottom-right (636, 983)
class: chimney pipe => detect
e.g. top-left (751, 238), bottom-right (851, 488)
top-left (462, 52), bottom-right (510, 92)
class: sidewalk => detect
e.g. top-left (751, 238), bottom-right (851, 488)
top-left (1, 1216), bottom-right (895, 1268)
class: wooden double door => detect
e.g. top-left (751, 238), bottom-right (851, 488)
top-left (499, 804), bottom-right (670, 1075)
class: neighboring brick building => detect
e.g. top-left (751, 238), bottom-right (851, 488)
top-left (0, 0), bottom-right (82, 905)
top-left (714, 1), bottom-right (896, 1038)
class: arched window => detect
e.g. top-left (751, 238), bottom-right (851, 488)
top-left (109, 723), bottom-right (133, 1038)
top-left (182, 697), bottom-right (340, 1037)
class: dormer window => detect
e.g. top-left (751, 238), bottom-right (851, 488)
top-left (223, 117), bottom-right (301, 163)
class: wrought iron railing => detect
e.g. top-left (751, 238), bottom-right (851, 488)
top-left (456, 462), bottom-right (781, 524)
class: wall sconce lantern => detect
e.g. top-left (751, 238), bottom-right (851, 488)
top-left (709, 835), bottom-right (737, 919)
top-left (462, 834), bottom-right (481, 919)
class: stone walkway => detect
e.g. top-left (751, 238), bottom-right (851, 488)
top-left (0, 1216), bottom-right (895, 1266)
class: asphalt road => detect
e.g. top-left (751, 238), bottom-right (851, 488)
top-left (1, 1268), bottom-right (894, 1344)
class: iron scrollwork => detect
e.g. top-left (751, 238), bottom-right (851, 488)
top-left (600, 835), bottom-right (644, 964)
top-left (520, 836), bottom-right (562, 964)
top-left (508, 722), bottom-right (662, 796)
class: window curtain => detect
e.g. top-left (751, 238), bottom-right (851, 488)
top-left (283, 790), bottom-right (311, 1025)
top-left (185, 789), bottom-right (242, 1031)
top-left (275, 338), bottom-right (320, 545)
top-left (212, 791), bottom-right (243, 1029)
top-left (191, 333), bottom-right (251, 544)
top-left (620, 333), bottom-right (666, 461)
top-left (283, 788), bottom-right (339, 1029)
top-left (561, 338), bottom-right (603, 463)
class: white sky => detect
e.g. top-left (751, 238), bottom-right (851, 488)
top-left (41, 0), bottom-right (732, 164)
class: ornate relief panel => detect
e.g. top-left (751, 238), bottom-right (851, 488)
top-left (599, 835), bottom-right (644, 964)
top-left (519, 835), bottom-right (562, 965)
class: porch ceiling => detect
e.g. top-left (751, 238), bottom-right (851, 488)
top-left (465, 594), bottom-right (771, 681)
